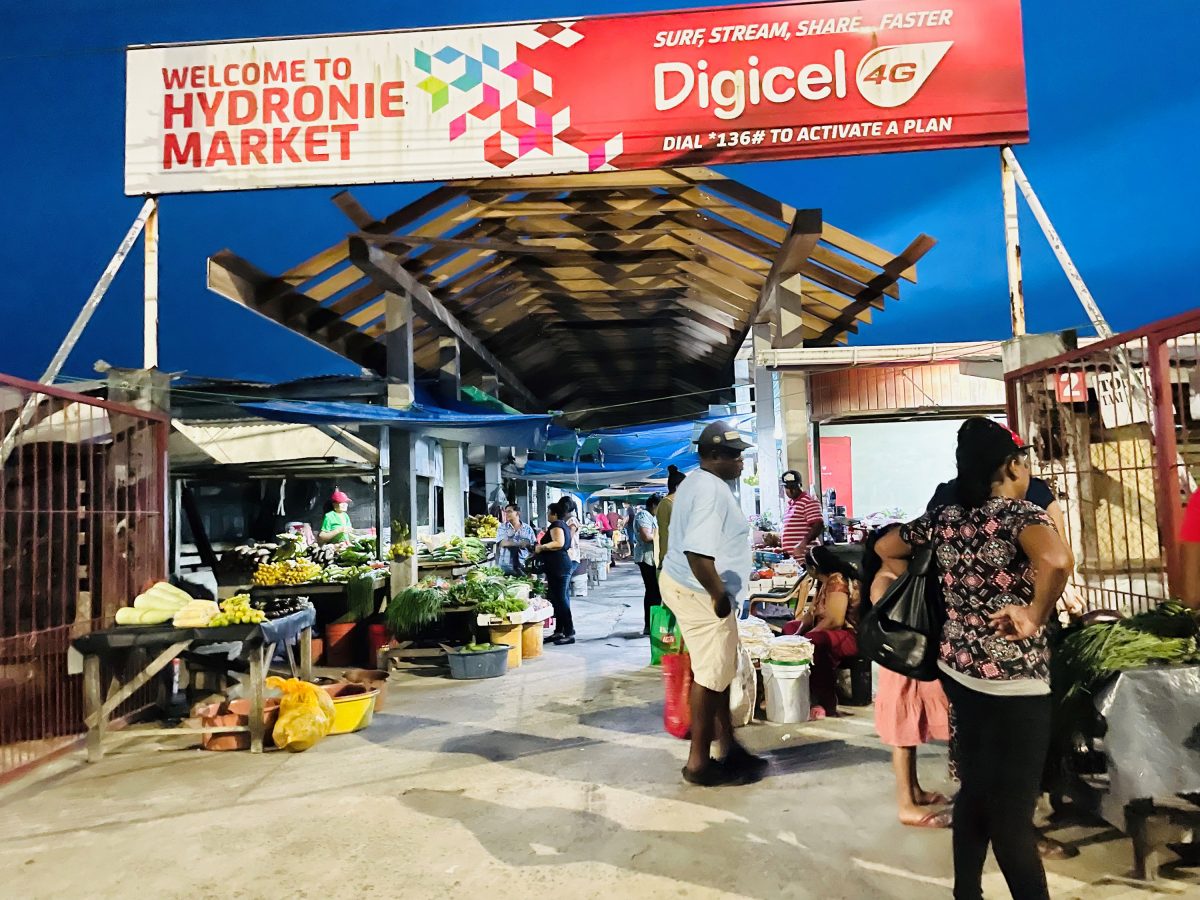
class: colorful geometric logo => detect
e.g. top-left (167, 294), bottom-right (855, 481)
top-left (411, 21), bottom-right (622, 172)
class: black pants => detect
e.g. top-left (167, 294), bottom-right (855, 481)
top-left (638, 561), bottom-right (662, 629)
top-left (547, 574), bottom-right (574, 637)
top-left (941, 676), bottom-right (1052, 900)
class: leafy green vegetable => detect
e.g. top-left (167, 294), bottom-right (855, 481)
top-left (475, 597), bottom-right (529, 618)
top-left (386, 583), bottom-right (451, 635)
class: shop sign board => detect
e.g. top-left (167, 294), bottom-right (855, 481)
top-left (125, 0), bottom-right (1028, 194)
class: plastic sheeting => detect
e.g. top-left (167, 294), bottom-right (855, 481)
top-left (239, 399), bottom-right (551, 449)
top-left (1094, 665), bottom-right (1200, 828)
top-left (509, 458), bottom-right (660, 487)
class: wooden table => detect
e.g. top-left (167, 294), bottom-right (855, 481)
top-left (72, 608), bottom-right (315, 761)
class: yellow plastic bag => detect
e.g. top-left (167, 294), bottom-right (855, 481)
top-left (265, 676), bottom-right (336, 752)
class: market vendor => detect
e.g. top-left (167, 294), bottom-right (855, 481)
top-left (1181, 487), bottom-right (1200, 608)
top-left (779, 470), bottom-right (825, 557)
top-left (318, 489), bottom-right (356, 544)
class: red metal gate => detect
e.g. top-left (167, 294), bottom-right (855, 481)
top-left (1005, 310), bottom-right (1200, 614)
top-left (0, 374), bottom-right (167, 781)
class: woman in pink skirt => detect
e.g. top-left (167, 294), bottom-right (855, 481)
top-left (863, 527), bottom-right (952, 828)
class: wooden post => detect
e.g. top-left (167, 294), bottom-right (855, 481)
top-left (300, 626), bottom-right (313, 680)
top-left (248, 647), bottom-right (265, 754)
top-left (143, 197), bottom-right (160, 369)
top-left (1000, 148), bottom-right (1025, 338)
top-left (780, 370), bottom-right (811, 491)
top-left (83, 654), bottom-right (104, 762)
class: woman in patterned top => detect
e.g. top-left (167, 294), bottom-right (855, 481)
top-left (876, 418), bottom-right (1072, 900)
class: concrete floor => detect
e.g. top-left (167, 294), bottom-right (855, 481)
top-left (1, 566), bottom-right (1197, 899)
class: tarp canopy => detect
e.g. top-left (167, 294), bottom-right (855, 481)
top-left (239, 399), bottom-right (551, 449)
top-left (507, 458), bottom-right (660, 487)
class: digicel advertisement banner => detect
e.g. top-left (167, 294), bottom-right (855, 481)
top-left (124, 0), bottom-right (1028, 195)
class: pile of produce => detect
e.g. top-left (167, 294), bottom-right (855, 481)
top-left (579, 524), bottom-right (599, 539)
top-left (252, 558), bottom-right (324, 586)
top-left (306, 542), bottom-right (341, 567)
top-left (465, 515), bottom-right (499, 538)
top-left (251, 595), bottom-right (313, 620)
top-left (388, 525), bottom-right (415, 561)
top-left (114, 582), bottom-right (195, 626)
top-left (207, 594), bottom-right (266, 627)
top-left (475, 596), bottom-right (529, 619)
top-left (1053, 601), bottom-right (1200, 700)
top-left (418, 536), bottom-right (489, 565)
top-left (387, 577), bottom-right (452, 635)
top-left (459, 642), bottom-right (501, 653)
top-left (173, 599), bottom-right (221, 628)
top-left (336, 537), bottom-right (379, 565)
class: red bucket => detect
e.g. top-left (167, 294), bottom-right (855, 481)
top-left (662, 652), bottom-right (693, 740)
top-left (366, 623), bottom-right (391, 665)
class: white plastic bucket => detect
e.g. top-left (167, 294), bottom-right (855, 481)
top-left (597, 562), bottom-right (608, 582)
top-left (762, 662), bottom-right (811, 724)
top-left (571, 575), bottom-right (589, 597)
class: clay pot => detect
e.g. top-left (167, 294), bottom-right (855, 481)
top-left (341, 668), bottom-right (389, 711)
top-left (198, 698), bottom-right (281, 751)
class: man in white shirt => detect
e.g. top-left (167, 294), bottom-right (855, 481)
top-left (661, 421), bottom-right (768, 786)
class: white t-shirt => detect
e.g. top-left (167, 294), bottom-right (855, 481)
top-left (661, 468), bottom-right (752, 602)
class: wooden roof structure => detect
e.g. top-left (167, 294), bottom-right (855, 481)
top-left (208, 167), bottom-right (933, 426)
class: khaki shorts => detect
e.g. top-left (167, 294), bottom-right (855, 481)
top-left (660, 571), bottom-right (738, 692)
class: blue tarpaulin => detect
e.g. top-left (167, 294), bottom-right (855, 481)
top-left (240, 399), bottom-right (552, 449)
top-left (509, 458), bottom-right (661, 487)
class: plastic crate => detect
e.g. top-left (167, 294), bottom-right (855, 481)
top-left (446, 646), bottom-right (509, 680)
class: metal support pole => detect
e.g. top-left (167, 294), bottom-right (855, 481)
top-left (1000, 149), bottom-right (1025, 337)
top-left (143, 197), bottom-right (160, 369)
top-left (385, 291), bottom-right (418, 590)
top-left (480, 374), bottom-right (505, 515)
top-left (375, 426), bottom-right (387, 558)
top-left (437, 337), bottom-right (466, 537)
top-left (1001, 147), bottom-right (1113, 339)
top-left (1, 199), bottom-right (156, 465)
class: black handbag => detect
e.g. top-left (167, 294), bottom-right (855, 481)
top-left (858, 544), bottom-right (945, 682)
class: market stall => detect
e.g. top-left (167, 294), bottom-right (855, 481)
top-left (72, 585), bottom-right (316, 760)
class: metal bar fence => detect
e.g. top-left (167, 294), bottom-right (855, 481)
top-left (0, 374), bottom-right (167, 781)
top-left (1005, 312), bottom-right (1200, 615)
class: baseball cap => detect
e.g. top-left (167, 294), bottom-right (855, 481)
top-left (696, 420), bottom-right (752, 452)
top-left (331, 489), bottom-right (352, 504)
top-left (781, 470), bottom-right (803, 486)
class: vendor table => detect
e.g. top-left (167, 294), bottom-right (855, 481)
top-left (71, 607), bottom-right (316, 761)
top-left (249, 574), bottom-right (388, 628)
top-left (1092, 665), bottom-right (1200, 878)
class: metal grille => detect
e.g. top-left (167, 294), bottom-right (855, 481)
top-left (1006, 311), bottom-right (1199, 614)
top-left (0, 374), bottom-right (167, 781)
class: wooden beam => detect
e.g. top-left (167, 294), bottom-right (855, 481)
top-left (755, 208), bottom-right (822, 328)
top-left (349, 238), bottom-right (542, 410)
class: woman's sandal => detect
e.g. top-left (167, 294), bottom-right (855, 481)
top-left (903, 810), bottom-right (952, 829)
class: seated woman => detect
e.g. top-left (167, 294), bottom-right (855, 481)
top-left (782, 545), bottom-right (859, 718)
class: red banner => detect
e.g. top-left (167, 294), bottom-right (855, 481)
top-left (126, 0), bottom-right (1028, 194)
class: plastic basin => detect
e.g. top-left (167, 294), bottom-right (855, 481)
top-left (318, 683), bottom-right (379, 734)
top-left (446, 646), bottom-right (508, 680)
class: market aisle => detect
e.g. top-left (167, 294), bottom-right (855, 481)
top-left (0, 566), bottom-right (1189, 899)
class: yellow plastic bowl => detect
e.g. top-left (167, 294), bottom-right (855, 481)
top-left (321, 685), bottom-right (379, 735)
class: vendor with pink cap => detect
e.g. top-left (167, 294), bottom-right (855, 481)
top-left (319, 489), bottom-right (356, 543)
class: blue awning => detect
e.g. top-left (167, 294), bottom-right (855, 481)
top-left (240, 399), bottom-right (552, 449)
top-left (508, 458), bottom-right (661, 487)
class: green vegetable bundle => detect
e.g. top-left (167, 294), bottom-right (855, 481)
top-left (386, 580), bottom-right (451, 635)
top-left (475, 597), bottom-right (529, 618)
top-left (1053, 601), bottom-right (1200, 701)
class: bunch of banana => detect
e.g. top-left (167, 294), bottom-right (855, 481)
top-left (207, 594), bottom-right (267, 627)
top-left (252, 558), bottom-right (323, 586)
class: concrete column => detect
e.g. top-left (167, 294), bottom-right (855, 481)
top-left (752, 327), bottom-right (782, 526)
top-left (437, 337), bottom-right (466, 537)
top-left (385, 291), bottom-right (418, 591)
top-left (535, 480), bottom-right (549, 526)
top-left (734, 356), bottom-right (757, 520)
top-left (780, 370), bottom-right (811, 490)
top-left (480, 373), bottom-right (505, 515)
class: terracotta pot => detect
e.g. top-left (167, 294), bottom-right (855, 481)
top-left (310, 637), bottom-right (325, 665)
top-left (324, 622), bottom-right (359, 667)
top-left (198, 698), bottom-right (281, 751)
top-left (341, 668), bottom-right (390, 711)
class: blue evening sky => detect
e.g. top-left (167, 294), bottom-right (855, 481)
top-left (2, 1), bottom-right (1195, 385)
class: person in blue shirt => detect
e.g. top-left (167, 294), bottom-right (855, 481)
top-left (496, 504), bottom-right (536, 575)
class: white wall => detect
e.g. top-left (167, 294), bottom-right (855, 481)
top-left (819, 419), bottom-right (968, 520)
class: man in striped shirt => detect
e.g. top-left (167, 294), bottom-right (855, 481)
top-left (779, 470), bottom-right (825, 557)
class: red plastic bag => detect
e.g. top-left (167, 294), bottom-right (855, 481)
top-left (662, 651), bottom-right (693, 739)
